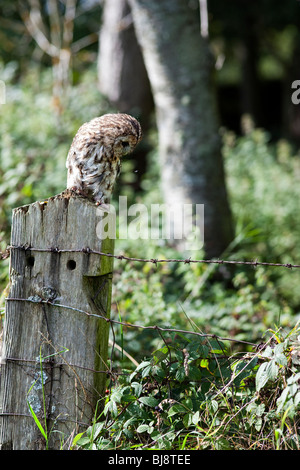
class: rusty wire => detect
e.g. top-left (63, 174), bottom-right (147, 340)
top-left (5, 296), bottom-right (257, 347)
top-left (1, 244), bottom-right (300, 269)
top-left (0, 243), bottom-right (298, 353)
top-left (2, 241), bottom-right (297, 438)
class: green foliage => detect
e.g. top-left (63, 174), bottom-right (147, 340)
top-left (0, 62), bottom-right (110, 283)
top-left (1, 65), bottom-right (300, 450)
top-left (0, 63), bottom-right (108, 219)
top-left (224, 124), bottom-right (300, 306)
top-left (75, 324), bottom-right (300, 450)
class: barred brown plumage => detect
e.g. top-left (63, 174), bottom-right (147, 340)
top-left (66, 113), bottom-right (142, 205)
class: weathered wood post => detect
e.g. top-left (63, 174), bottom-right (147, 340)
top-left (0, 193), bottom-right (114, 450)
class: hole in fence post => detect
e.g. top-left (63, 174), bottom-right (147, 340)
top-left (26, 256), bottom-right (35, 267)
top-left (67, 259), bottom-right (76, 270)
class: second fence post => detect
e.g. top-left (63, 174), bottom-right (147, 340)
top-left (0, 193), bottom-right (114, 450)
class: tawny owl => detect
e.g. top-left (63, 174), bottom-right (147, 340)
top-left (66, 113), bottom-right (142, 205)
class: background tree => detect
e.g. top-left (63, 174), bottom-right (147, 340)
top-left (12, 0), bottom-right (99, 114)
top-left (125, 0), bottom-right (235, 257)
top-left (209, 0), bottom-right (300, 142)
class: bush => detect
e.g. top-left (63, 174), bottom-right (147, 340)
top-left (1, 65), bottom-right (300, 450)
top-left (75, 322), bottom-right (300, 450)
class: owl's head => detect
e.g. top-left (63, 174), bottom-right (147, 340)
top-left (96, 113), bottom-right (142, 158)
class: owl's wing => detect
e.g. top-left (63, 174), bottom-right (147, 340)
top-left (66, 147), bottom-right (76, 169)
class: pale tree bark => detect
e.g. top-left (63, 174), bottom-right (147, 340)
top-left (128, 0), bottom-right (234, 257)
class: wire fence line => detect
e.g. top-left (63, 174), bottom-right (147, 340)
top-left (0, 240), bottom-right (297, 436)
top-left (5, 296), bottom-right (257, 348)
top-left (1, 244), bottom-right (300, 269)
top-left (0, 242), bottom-right (297, 361)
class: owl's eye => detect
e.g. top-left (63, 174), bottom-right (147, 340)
top-left (120, 141), bottom-right (131, 154)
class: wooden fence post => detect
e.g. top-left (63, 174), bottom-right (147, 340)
top-left (0, 193), bottom-right (114, 450)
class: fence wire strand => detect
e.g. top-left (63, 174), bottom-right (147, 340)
top-left (0, 243), bottom-right (298, 368)
top-left (2, 244), bottom-right (300, 269)
top-left (1, 242), bottom-right (298, 436)
top-left (5, 297), bottom-right (257, 347)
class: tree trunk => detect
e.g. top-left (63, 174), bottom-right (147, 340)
top-left (98, 0), bottom-right (153, 118)
top-left (128, 0), bottom-right (234, 257)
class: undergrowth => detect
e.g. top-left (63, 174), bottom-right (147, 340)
top-left (1, 64), bottom-right (300, 450)
top-left (75, 322), bottom-right (300, 450)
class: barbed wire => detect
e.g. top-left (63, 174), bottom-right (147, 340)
top-left (1, 239), bottom-right (298, 443)
top-left (0, 243), bottom-right (297, 357)
top-left (2, 243), bottom-right (290, 356)
top-left (1, 244), bottom-right (300, 269)
top-left (5, 296), bottom-right (257, 347)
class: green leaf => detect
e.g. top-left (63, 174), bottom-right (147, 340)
top-left (137, 424), bottom-right (149, 433)
top-left (192, 410), bottom-right (200, 425)
top-left (104, 399), bottom-right (118, 417)
top-left (276, 387), bottom-right (290, 413)
top-left (121, 394), bottom-right (136, 403)
top-left (188, 364), bottom-right (202, 381)
top-left (168, 404), bottom-right (186, 416)
top-left (72, 432), bottom-right (85, 448)
top-left (256, 360), bottom-right (278, 392)
top-left (110, 390), bottom-right (123, 403)
top-left (294, 391), bottom-right (300, 407)
top-left (175, 366), bottom-right (186, 382)
top-left (256, 362), bottom-right (270, 392)
top-left (27, 401), bottom-right (48, 441)
top-left (232, 360), bottom-right (251, 386)
top-left (215, 438), bottom-right (232, 450)
top-left (131, 381), bottom-right (143, 397)
top-left (183, 412), bottom-right (192, 428)
top-left (208, 399), bottom-right (218, 414)
top-left (182, 397), bottom-right (193, 411)
top-left (138, 396), bottom-right (159, 408)
top-left (136, 360), bottom-right (152, 371)
top-left (262, 345), bottom-right (274, 358)
top-left (141, 365), bottom-right (152, 378)
top-left (76, 436), bottom-right (91, 447)
top-left (200, 359), bottom-right (210, 370)
top-left (268, 361), bottom-right (279, 380)
top-left (21, 183), bottom-right (33, 197)
top-left (255, 403), bottom-right (265, 416)
top-left (255, 417), bottom-right (263, 432)
top-left (152, 346), bottom-right (169, 364)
